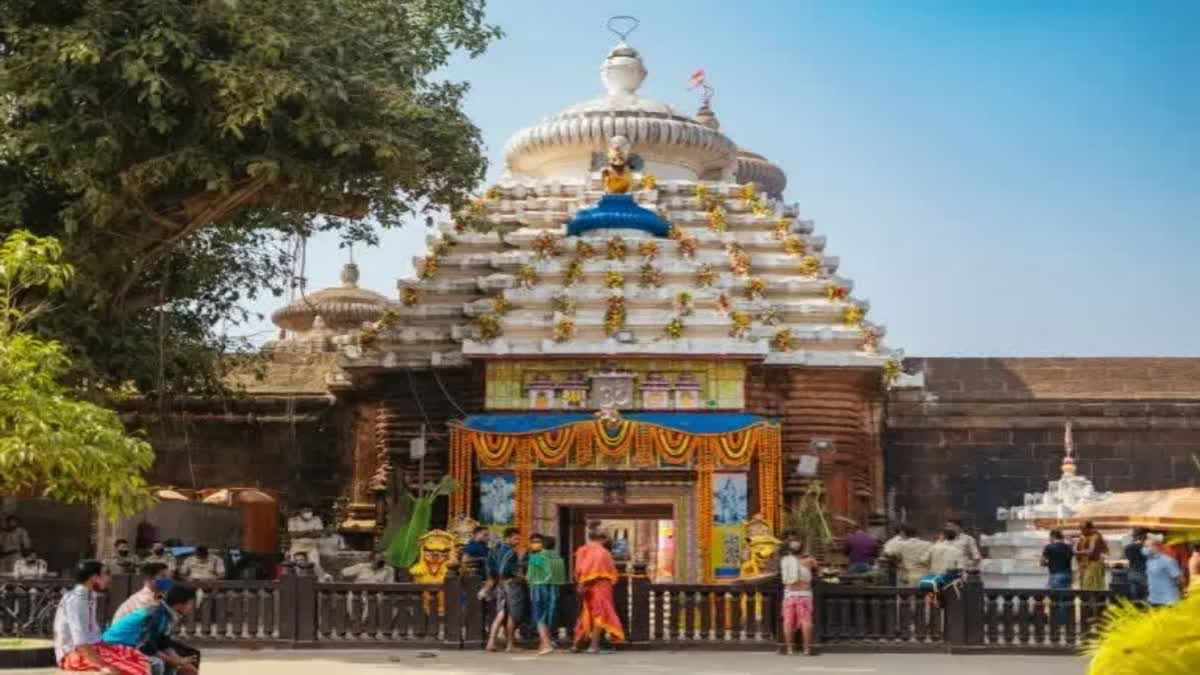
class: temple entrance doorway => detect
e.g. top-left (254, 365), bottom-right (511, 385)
top-left (558, 504), bottom-right (676, 582)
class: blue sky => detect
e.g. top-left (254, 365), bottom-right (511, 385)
top-left (240, 1), bottom-right (1199, 356)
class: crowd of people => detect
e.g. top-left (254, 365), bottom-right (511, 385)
top-left (458, 525), bottom-right (624, 656)
top-left (1042, 524), bottom-right (1200, 607)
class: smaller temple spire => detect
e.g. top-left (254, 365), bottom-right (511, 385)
top-left (340, 262), bottom-right (360, 288)
top-left (1061, 421), bottom-right (1077, 476)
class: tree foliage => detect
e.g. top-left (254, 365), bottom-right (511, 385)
top-left (0, 230), bottom-right (154, 518)
top-left (0, 0), bottom-right (501, 395)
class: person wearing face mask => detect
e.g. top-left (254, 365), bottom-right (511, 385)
top-left (287, 504), bottom-right (324, 564)
top-left (105, 540), bottom-right (138, 576)
top-left (113, 563), bottom-right (172, 621)
top-left (142, 541), bottom-right (177, 574)
top-left (180, 546), bottom-right (225, 581)
top-left (780, 534), bottom-right (817, 656)
top-left (12, 548), bottom-right (48, 579)
top-left (342, 554), bottom-right (394, 584)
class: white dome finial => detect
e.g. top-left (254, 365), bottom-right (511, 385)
top-left (602, 16), bottom-right (646, 96)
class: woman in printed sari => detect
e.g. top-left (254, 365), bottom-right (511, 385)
top-left (572, 531), bottom-right (625, 653)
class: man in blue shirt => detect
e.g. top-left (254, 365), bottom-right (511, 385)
top-left (485, 528), bottom-right (527, 652)
top-left (103, 585), bottom-right (200, 675)
top-left (1143, 537), bottom-right (1183, 607)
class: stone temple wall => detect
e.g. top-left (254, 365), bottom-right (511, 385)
top-left (128, 395), bottom-right (349, 509)
top-left (886, 358), bottom-right (1200, 535)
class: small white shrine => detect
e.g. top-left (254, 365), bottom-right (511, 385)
top-left (979, 424), bottom-right (1113, 589)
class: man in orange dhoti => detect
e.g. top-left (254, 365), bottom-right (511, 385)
top-left (572, 531), bottom-right (625, 652)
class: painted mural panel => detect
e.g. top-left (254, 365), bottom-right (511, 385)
top-left (484, 359), bottom-right (746, 410)
top-left (478, 473), bottom-right (516, 526)
top-left (711, 472), bottom-right (748, 580)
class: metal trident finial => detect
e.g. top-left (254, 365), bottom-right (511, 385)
top-left (606, 15), bottom-right (639, 42)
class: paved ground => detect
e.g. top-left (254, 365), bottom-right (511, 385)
top-left (11, 648), bottom-right (1089, 675)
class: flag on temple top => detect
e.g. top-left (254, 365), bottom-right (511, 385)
top-left (688, 68), bottom-right (707, 89)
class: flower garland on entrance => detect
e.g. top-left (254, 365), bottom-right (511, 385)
top-left (447, 416), bottom-right (786, 574)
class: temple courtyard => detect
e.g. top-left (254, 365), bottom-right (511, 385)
top-left (7, 649), bottom-right (1088, 675)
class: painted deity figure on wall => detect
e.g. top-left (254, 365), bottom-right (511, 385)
top-left (601, 135), bottom-right (634, 194)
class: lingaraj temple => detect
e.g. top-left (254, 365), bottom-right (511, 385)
top-left (76, 28), bottom-right (1200, 582)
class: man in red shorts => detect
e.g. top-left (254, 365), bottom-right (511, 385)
top-left (780, 533), bottom-right (817, 656)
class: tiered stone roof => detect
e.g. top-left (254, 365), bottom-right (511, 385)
top-left (321, 33), bottom-right (895, 378)
top-left (335, 178), bottom-right (890, 373)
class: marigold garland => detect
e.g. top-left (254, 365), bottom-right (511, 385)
top-left (431, 234), bottom-right (456, 258)
top-left (553, 318), bottom-right (576, 342)
top-left (492, 295), bottom-right (511, 315)
top-left (517, 264), bottom-right (537, 289)
top-left (677, 234), bottom-right (698, 260)
top-left (707, 205), bottom-right (727, 233)
top-left (485, 186), bottom-right (502, 201)
top-left (533, 232), bottom-right (559, 259)
top-left (730, 311), bottom-right (752, 338)
top-left (402, 288), bottom-right (419, 307)
top-left (667, 223), bottom-right (682, 241)
top-left (696, 263), bottom-right (717, 287)
top-left (715, 292), bottom-right (732, 315)
top-left (551, 292), bottom-right (576, 315)
top-left (515, 441), bottom-right (534, 543)
top-left (882, 359), bottom-right (902, 385)
top-left (783, 235), bottom-right (806, 256)
top-left (750, 198), bottom-right (771, 217)
top-left (826, 285), bottom-right (848, 302)
top-left (745, 277), bottom-right (767, 300)
top-left (727, 243), bottom-right (751, 277)
top-left (564, 259), bottom-right (584, 286)
top-left (771, 328), bottom-right (794, 352)
top-left (675, 291), bottom-right (694, 316)
top-left (633, 424), bottom-right (655, 466)
top-left (799, 255), bottom-right (822, 278)
top-left (638, 263), bottom-right (663, 288)
top-left (696, 447), bottom-right (715, 582)
top-left (693, 184), bottom-right (710, 202)
top-left (417, 256), bottom-right (438, 280)
top-left (606, 236), bottom-right (627, 261)
top-left (665, 317), bottom-right (684, 339)
top-left (477, 314), bottom-right (501, 342)
top-left (639, 173), bottom-right (658, 191)
top-left (842, 305), bottom-right (865, 326)
top-left (773, 218), bottom-right (791, 240)
top-left (739, 184), bottom-right (758, 201)
top-left (575, 240), bottom-right (596, 259)
top-left (604, 295), bottom-right (626, 336)
top-left (604, 269), bottom-right (625, 289)
top-left (638, 240), bottom-right (660, 260)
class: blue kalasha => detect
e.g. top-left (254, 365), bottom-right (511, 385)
top-left (566, 194), bottom-right (671, 238)
top-left (458, 412), bottom-right (771, 435)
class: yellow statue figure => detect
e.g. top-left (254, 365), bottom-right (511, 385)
top-left (602, 135), bottom-right (634, 194)
top-left (739, 514), bottom-right (781, 579)
top-left (409, 529), bottom-right (457, 615)
top-left (735, 515), bottom-right (780, 629)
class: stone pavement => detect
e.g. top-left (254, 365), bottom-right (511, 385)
top-left (110, 648), bottom-right (1086, 675)
top-left (4, 649), bottom-right (1090, 675)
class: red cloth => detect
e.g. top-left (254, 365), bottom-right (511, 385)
top-left (575, 579), bottom-right (625, 644)
top-left (782, 594), bottom-right (813, 630)
top-left (573, 542), bottom-right (625, 644)
top-left (60, 644), bottom-right (149, 675)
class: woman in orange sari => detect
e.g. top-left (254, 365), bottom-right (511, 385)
top-left (573, 531), bottom-right (625, 652)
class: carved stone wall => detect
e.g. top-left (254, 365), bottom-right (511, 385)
top-left (746, 366), bottom-right (885, 529)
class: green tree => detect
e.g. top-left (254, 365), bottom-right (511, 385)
top-left (0, 0), bottom-right (501, 395)
top-left (0, 230), bottom-right (154, 518)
